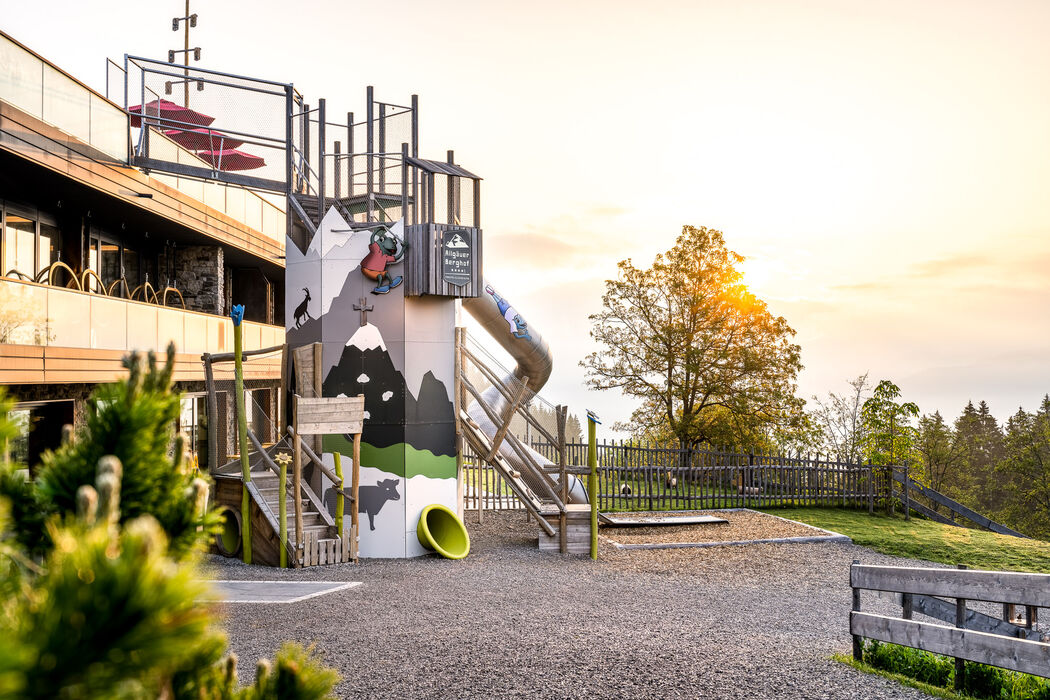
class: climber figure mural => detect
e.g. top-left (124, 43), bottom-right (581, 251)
top-left (361, 225), bottom-right (406, 294)
top-left (485, 284), bottom-right (531, 340)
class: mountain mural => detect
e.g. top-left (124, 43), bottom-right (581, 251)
top-left (323, 326), bottom-right (455, 457)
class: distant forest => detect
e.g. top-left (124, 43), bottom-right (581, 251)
top-left (810, 374), bottom-right (1050, 541)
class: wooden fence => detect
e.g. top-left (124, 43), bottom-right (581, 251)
top-left (460, 443), bottom-right (525, 512)
top-left (528, 441), bottom-right (885, 512)
top-left (850, 562), bottom-right (1049, 687)
top-left (461, 439), bottom-right (1027, 539)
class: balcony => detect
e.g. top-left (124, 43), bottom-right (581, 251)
top-left (0, 30), bottom-right (285, 252)
top-left (0, 276), bottom-right (283, 384)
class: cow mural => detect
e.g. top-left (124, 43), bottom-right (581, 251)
top-left (359, 478), bottom-right (401, 531)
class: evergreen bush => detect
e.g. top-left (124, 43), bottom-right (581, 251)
top-left (0, 348), bottom-right (340, 698)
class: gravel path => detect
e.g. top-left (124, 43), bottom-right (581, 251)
top-left (204, 511), bottom-right (934, 699)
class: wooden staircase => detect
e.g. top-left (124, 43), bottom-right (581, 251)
top-left (213, 438), bottom-right (356, 568)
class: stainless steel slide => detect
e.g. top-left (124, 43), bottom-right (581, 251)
top-left (462, 280), bottom-right (589, 504)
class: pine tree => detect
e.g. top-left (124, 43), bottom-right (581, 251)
top-left (0, 354), bottom-right (341, 699)
top-left (28, 346), bottom-right (211, 559)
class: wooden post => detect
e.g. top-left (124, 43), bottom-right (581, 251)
top-left (231, 309), bottom-right (252, 565)
top-left (902, 592), bottom-right (913, 620)
top-left (203, 353), bottom-right (219, 474)
top-left (454, 328), bottom-right (465, 519)
top-left (867, 460), bottom-right (874, 515)
top-left (334, 451), bottom-right (344, 537)
top-left (275, 452), bottom-right (290, 568)
top-left (587, 413), bottom-right (599, 561)
top-left (903, 463), bottom-right (911, 521)
top-left (557, 405), bottom-right (568, 555)
top-left (292, 397), bottom-right (304, 560)
top-left (852, 559), bottom-right (863, 661)
top-left (352, 427), bottom-right (361, 563)
top-left (955, 564), bottom-right (967, 691)
top-left (278, 343), bottom-right (289, 442)
top-left (311, 343), bottom-right (323, 456)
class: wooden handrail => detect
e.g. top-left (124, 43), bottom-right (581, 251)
top-left (462, 377), bottom-right (565, 512)
top-left (460, 345), bottom-right (559, 447)
top-left (287, 425), bottom-right (343, 487)
top-left (204, 344), bottom-right (285, 363)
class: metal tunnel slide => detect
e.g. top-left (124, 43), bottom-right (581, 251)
top-left (461, 280), bottom-right (589, 505)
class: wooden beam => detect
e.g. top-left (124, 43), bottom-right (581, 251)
top-left (851, 612), bottom-right (1050, 679)
top-left (890, 471), bottom-right (1026, 538)
top-left (485, 377), bottom-right (530, 462)
top-left (852, 564), bottom-right (1050, 608)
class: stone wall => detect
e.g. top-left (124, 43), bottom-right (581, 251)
top-left (175, 246), bottom-right (224, 314)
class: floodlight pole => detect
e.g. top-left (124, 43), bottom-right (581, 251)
top-left (171, 1), bottom-right (199, 108)
top-left (183, 0), bottom-right (190, 107)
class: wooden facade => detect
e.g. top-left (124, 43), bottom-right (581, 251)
top-left (404, 223), bottom-right (482, 298)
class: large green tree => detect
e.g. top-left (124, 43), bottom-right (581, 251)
top-left (861, 380), bottom-right (919, 466)
top-left (582, 225), bottom-right (803, 449)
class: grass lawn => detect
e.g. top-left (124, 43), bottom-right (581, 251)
top-left (760, 506), bottom-right (1050, 573)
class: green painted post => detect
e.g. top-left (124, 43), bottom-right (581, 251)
top-left (334, 451), bottom-right (344, 537)
top-left (231, 305), bottom-right (252, 564)
top-left (587, 410), bottom-right (601, 561)
top-left (276, 453), bottom-right (290, 568)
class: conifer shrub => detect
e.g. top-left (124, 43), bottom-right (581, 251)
top-left (0, 349), bottom-right (341, 699)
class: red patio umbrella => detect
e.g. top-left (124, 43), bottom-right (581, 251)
top-left (163, 127), bottom-right (244, 151)
top-left (129, 99), bottom-right (214, 128)
top-left (195, 148), bottom-right (266, 171)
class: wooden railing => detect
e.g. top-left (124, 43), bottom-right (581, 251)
top-left (850, 562), bottom-right (1049, 688)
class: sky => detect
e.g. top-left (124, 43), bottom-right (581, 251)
top-left (3, 0), bottom-right (1049, 433)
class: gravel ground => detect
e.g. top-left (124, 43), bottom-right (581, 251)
top-left (602, 509), bottom-right (832, 545)
top-left (204, 511), bottom-right (937, 699)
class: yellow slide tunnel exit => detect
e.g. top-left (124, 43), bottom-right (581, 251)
top-left (417, 504), bottom-right (470, 559)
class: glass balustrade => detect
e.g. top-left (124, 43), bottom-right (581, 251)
top-left (0, 32), bottom-right (285, 242)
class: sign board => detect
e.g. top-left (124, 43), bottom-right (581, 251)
top-left (441, 229), bottom-right (472, 286)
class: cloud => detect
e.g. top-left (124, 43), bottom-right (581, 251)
top-left (906, 254), bottom-right (986, 279)
top-left (483, 233), bottom-right (586, 267)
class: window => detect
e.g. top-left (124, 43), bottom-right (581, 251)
top-left (39, 221), bottom-right (60, 272)
top-left (178, 394), bottom-right (209, 471)
top-left (3, 214), bottom-right (35, 278)
top-left (87, 237), bottom-right (100, 291)
top-left (1, 204), bottom-right (62, 280)
top-left (100, 242), bottom-right (121, 290)
top-left (123, 245), bottom-right (140, 288)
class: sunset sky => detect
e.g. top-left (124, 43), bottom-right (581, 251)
top-left (4, 0), bottom-right (1049, 433)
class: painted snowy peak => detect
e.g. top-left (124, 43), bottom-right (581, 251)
top-left (323, 337), bottom-right (455, 457)
top-left (346, 323), bottom-right (387, 352)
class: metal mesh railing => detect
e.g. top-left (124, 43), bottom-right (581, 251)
top-left (201, 346), bottom-right (284, 474)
